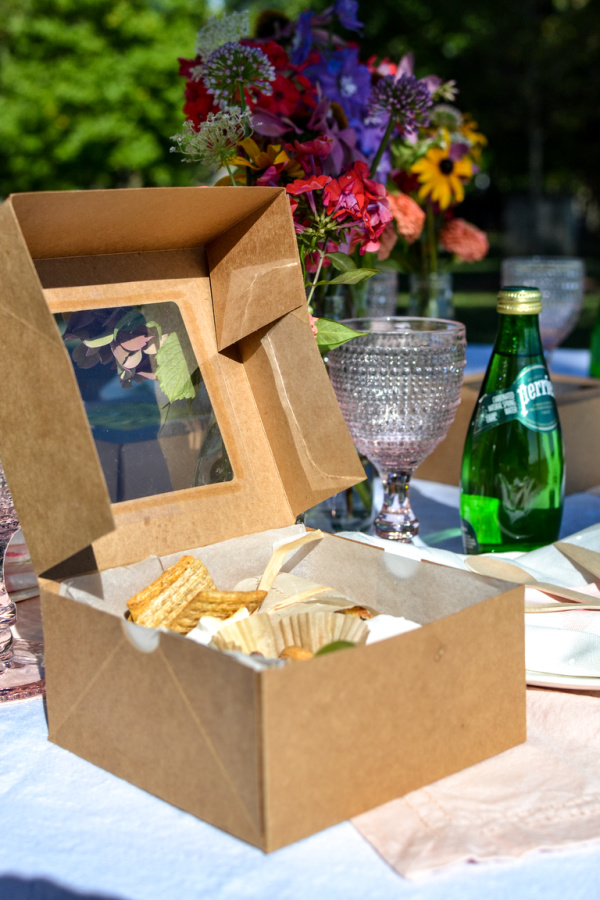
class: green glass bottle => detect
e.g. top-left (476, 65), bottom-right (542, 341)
top-left (460, 287), bottom-right (565, 554)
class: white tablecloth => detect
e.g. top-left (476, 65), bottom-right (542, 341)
top-left (2, 346), bottom-right (599, 899)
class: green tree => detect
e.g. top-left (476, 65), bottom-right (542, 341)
top-left (0, 0), bottom-right (210, 196)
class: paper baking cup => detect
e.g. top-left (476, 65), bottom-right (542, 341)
top-left (211, 610), bottom-right (368, 658)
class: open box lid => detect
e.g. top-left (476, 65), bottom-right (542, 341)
top-left (0, 187), bottom-right (364, 576)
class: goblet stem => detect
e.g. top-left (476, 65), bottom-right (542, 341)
top-left (374, 471), bottom-right (418, 542)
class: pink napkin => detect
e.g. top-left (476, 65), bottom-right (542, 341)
top-left (352, 688), bottom-right (600, 879)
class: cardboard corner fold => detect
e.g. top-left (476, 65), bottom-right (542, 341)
top-left (208, 190), bottom-right (307, 351)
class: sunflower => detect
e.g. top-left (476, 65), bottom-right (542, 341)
top-left (411, 146), bottom-right (473, 210)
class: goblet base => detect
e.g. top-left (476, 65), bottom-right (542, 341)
top-left (373, 471), bottom-right (419, 542)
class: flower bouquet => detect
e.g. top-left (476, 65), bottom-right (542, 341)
top-left (379, 60), bottom-right (490, 315)
top-left (171, 3), bottom-right (474, 348)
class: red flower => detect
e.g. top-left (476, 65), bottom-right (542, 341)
top-left (323, 161), bottom-right (393, 241)
top-left (258, 73), bottom-right (304, 117)
top-left (245, 39), bottom-right (318, 120)
top-left (180, 83), bottom-right (219, 128)
top-left (286, 174), bottom-right (332, 195)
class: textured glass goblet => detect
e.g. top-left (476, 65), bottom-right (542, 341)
top-left (327, 318), bottom-right (466, 541)
top-left (501, 257), bottom-right (585, 354)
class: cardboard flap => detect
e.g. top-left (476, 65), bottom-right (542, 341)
top-left (208, 191), bottom-right (306, 351)
top-left (240, 311), bottom-right (366, 516)
top-left (0, 200), bottom-right (115, 575)
top-left (8, 186), bottom-right (285, 259)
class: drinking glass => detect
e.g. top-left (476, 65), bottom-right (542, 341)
top-left (501, 257), bottom-right (585, 353)
top-left (327, 318), bottom-right (466, 541)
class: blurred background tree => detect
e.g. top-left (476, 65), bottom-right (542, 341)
top-left (2, 0), bottom-right (599, 233)
top-left (0, 0), bottom-right (209, 196)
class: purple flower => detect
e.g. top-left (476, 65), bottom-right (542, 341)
top-left (289, 11), bottom-right (314, 66)
top-left (307, 99), bottom-right (368, 175)
top-left (367, 73), bottom-right (433, 134)
top-left (304, 47), bottom-right (372, 126)
top-left (334, 0), bottom-right (363, 33)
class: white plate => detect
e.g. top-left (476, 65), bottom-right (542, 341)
top-left (526, 669), bottom-right (600, 691)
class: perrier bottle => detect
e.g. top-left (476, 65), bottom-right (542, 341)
top-left (460, 287), bottom-right (564, 554)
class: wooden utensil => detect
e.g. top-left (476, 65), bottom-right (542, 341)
top-left (464, 555), bottom-right (600, 608)
top-left (554, 542), bottom-right (600, 581)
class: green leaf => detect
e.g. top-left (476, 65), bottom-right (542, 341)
top-left (144, 319), bottom-right (163, 341)
top-left (154, 332), bottom-right (196, 402)
top-left (83, 333), bottom-right (114, 348)
top-left (326, 251), bottom-right (357, 273)
top-left (315, 640), bottom-right (356, 656)
top-left (327, 268), bottom-right (380, 286)
top-left (315, 318), bottom-right (368, 353)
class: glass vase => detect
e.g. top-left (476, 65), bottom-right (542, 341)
top-left (408, 272), bottom-right (454, 319)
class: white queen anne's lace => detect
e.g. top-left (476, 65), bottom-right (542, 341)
top-left (170, 109), bottom-right (252, 169)
top-left (194, 11), bottom-right (250, 63)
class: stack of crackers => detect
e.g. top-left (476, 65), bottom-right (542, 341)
top-left (127, 555), bottom-right (266, 634)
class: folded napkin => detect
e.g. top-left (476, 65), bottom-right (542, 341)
top-left (352, 688), bottom-right (600, 879)
top-left (525, 587), bottom-right (600, 679)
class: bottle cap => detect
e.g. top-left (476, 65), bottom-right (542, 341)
top-left (497, 286), bottom-right (542, 314)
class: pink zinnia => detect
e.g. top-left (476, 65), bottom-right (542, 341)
top-left (387, 193), bottom-right (426, 244)
top-left (440, 218), bottom-right (489, 263)
top-left (376, 221), bottom-right (399, 261)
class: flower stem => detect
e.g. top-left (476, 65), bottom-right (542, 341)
top-left (369, 116), bottom-right (396, 179)
top-left (426, 204), bottom-right (437, 274)
top-left (224, 159), bottom-right (237, 186)
top-left (306, 246), bottom-right (327, 311)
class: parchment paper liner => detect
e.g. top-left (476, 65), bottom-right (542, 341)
top-left (211, 610), bottom-right (368, 658)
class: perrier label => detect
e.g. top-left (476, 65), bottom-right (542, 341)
top-left (460, 287), bottom-right (565, 554)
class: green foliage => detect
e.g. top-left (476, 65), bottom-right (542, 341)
top-left (154, 331), bottom-right (196, 402)
top-left (0, 0), bottom-right (210, 195)
top-left (315, 318), bottom-right (368, 354)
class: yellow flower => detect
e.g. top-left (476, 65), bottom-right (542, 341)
top-left (411, 147), bottom-right (473, 210)
top-left (460, 115), bottom-right (487, 150)
top-left (460, 115), bottom-right (487, 164)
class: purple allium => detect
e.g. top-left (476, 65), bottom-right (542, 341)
top-left (366, 74), bottom-right (433, 134)
top-left (203, 42), bottom-right (275, 109)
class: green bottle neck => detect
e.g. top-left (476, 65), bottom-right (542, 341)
top-left (494, 313), bottom-right (543, 357)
